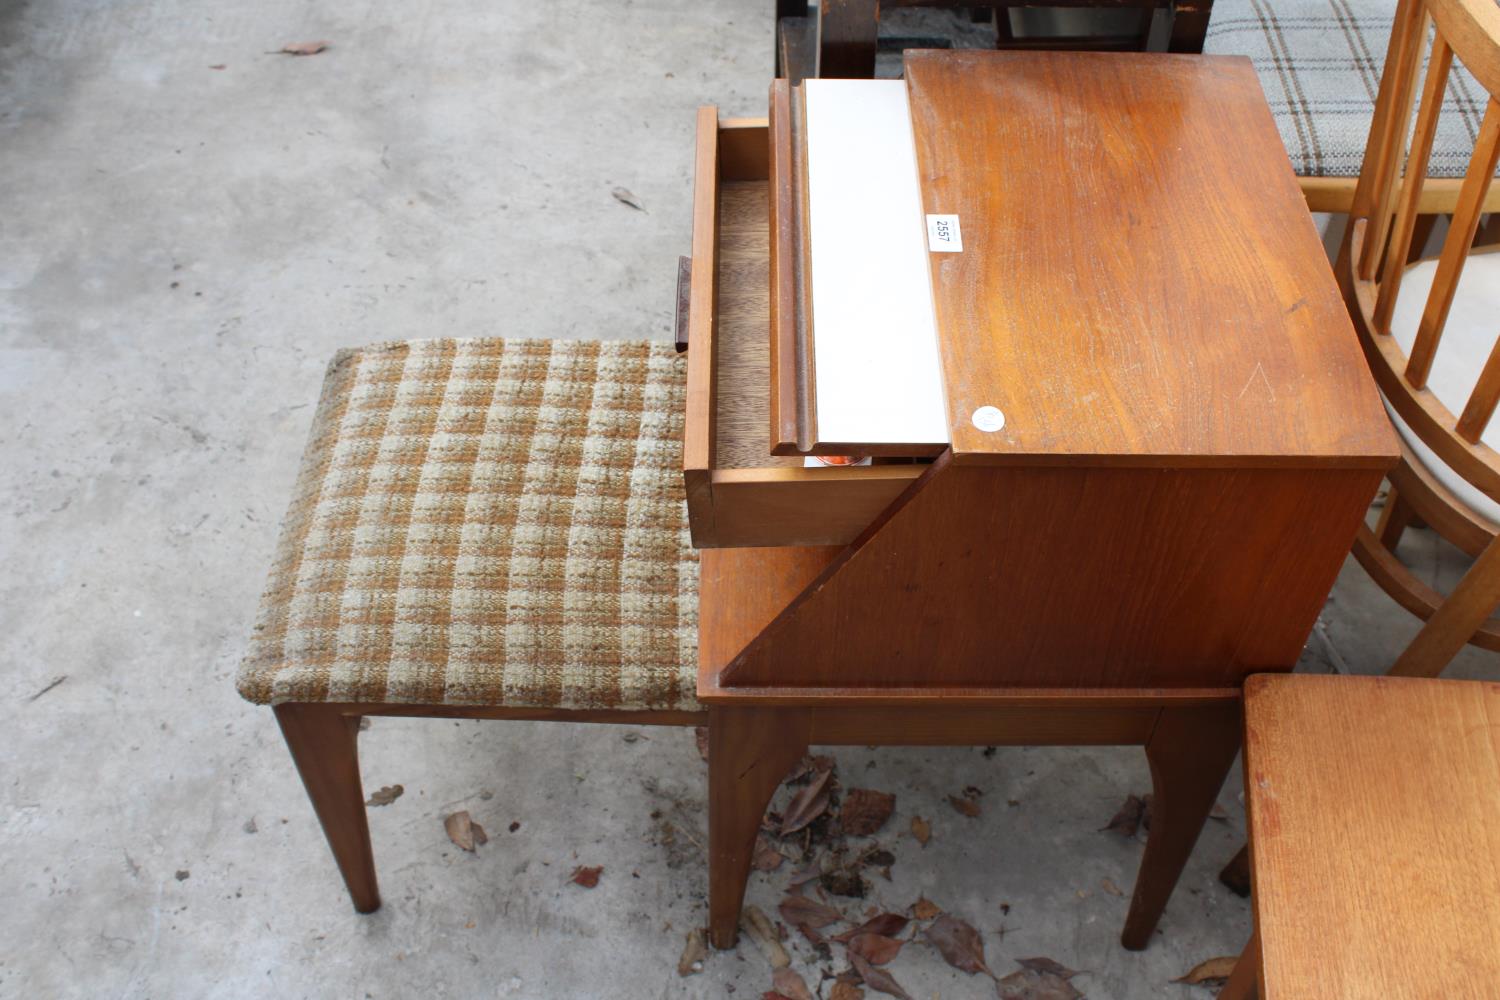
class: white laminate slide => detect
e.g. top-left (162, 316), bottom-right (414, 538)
top-left (803, 78), bottom-right (950, 449)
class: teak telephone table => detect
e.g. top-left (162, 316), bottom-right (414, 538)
top-left (682, 50), bottom-right (1397, 950)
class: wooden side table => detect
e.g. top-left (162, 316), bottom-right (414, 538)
top-left (681, 50), bottom-right (1396, 950)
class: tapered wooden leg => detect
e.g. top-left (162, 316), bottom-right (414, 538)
top-left (1219, 928), bottom-right (1262, 1000)
top-left (1376, 487), bottom-right (1416, 550)
top-left (1121, 701), bottom-right (1241, 949)
top-left (1219, 843), bottom-right (1252, 897)
top-left (274, 703), bottom-right (380, 913)
top-left (708, 706), bottom-right (810, 949)
top-left (1389, 534), bottom-right (1500, 677)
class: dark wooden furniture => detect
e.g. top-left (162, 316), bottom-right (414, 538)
top-left (1219, 673), bottom-right (1500, 998)
top-left (684, 50), bottom-right (1396, 951)
top-left (776, 0), bottom-right (1213, 83)
top-left (1341, 0), bottom-right (1500, 678)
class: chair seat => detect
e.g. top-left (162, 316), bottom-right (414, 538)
top-left (1385, 250), bottom-right (1500, 523)
top-left (1242, 673), bottom-right (1500, 996)
top-left (237, 338), bottom-right (699, 712)
top-left (1205, 0), bottom-right (1489, 178)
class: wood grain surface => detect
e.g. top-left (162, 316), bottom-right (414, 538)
top-left (1242, 673), bottom-right (1500, 997)
top-left (722, 457), bottom-right (1383, 688)
top-left (903, 50), bottom-right (1395, 468)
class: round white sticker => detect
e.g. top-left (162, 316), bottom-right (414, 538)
top-left (971, 405), bottom-right (1006, 433)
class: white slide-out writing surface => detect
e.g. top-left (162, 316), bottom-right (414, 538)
top-left (803, 78), bottom-right (950, 448)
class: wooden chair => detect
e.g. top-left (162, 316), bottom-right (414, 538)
top-left (1337, 0), bottom-right (1500, 678)
top-left (1206, 0), bottom-right (1500, 217)
top-left (1219, 673), bottom-right (1500, 998)
top-left (237, 337), bottom-right (704, 912)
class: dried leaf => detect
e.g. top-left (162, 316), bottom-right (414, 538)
top-left (750, 834), bottom-right (784, 872)
top-left (1173, 956), bottom-right (1239, 987)
top-left (1100, 877), bottom-right (1124, 897)
top-left (365, 784), bottom-right (403, 807)
top-left (784, 754), bottom-right (834, 785)
top-left (912, 897), bottom-right (941, 920)
top-left (788, 860), bottom-right (825, 887)
top-left (1209, 801), bottom-right (1230, 821)
top-left (772, 968), bottom-right (814, 1000)
top-left (847, 932), bottom-right (904, 965)
top-left (695, 726), bottom-right (709, 761)
top-left (677, 928), bottom-right (706, 976)
top-left (741, 905), bottom-right (790, 969)
top-left (925, 913), bottom-right (991, 976)
top-left (280, 40), bottom-right (329, 55)
top-left (1100, 794), bottom-right (1145, 837)
top-left (796, 921), bottom-right (828, 951)
top-left (911, 815), bottom-right (931, 846)
top-left (841, 788), bottom-right (896, 836)
top-left (778, 894), bottom-right (841, 929)
top-left (850, 952), bottom-right (914, 1000)
top-left (443, 811), bottom-right (487, 852)
top-left (820, 869), bottom-right (867, 898)
top-left (833, 912), bottom-right (909, 942)
top-left (762, 993), bottom-right (794, 1000)
top-left (1016, 957), bottom-right (1077, 979)
top-left (829, 982), bottom-right (865, 1000)
top-left (782, 768), bottom-right (833, 835)
top-left (569, 865), bottom-right (603, 888)
top-left (611, 186), bottom-right (646, 211)
top-left (949, 794), bottom-right (981, 818)
top-left (995, 969), bottom-right (1083, 1000)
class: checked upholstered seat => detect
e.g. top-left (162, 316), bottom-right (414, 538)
top-left (1205, 0), bottom-right (1490, 178)
top-left (237, 337), bottom-right (699, 713)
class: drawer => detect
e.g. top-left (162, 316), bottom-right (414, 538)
top-left (682, 109), bottom-right (924, 548)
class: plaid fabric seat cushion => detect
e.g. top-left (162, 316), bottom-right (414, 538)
top-left (237, 338), bottom-right (699, 712)
top-left (1205, 0), bottom-right (1491, 177)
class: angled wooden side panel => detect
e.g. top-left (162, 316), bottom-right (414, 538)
top-left (721, 459), bottom-right (1383, 689)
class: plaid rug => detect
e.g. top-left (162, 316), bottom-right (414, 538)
top-left (237, 338), bottom-right (699, 712)
top-left (1205, 0), bottom-right (1491, 177)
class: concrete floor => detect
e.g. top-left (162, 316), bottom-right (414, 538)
top-left (2, 1), bottom-right (1495, 997)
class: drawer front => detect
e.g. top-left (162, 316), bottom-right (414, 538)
top-left (683, 108), bottom-right (923, 548)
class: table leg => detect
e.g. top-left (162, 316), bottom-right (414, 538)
top-left (707, 706), bottom-right (811, 948)
top-left (1121, 701), bottom-right (1242, 949)
top-left (1220, 927), bottom-right (1262, 1000)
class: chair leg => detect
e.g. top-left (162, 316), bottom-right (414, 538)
top-left (1389, 532), bottom-right (1500, 677)
top-left (707, 706), bottom-right (810, 949)
top-left (818, 0), bottom-right (880, 78)
top-left (1121, 701), bottom-right (1241, 949)
top-left (274, 703), bottom-right (380, 913)
top-left (1219, 842), bottom-right (1252, 897)
top-left (1219, 927), bottom-right (1262, 1000)
top-left (1376, 486), bottom-right (1416, 550)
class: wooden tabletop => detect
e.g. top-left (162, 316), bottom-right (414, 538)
top-left (1243, 673), bottom-right (1500, 998)
top-left (904, 50), bottom-right (1395, 468)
